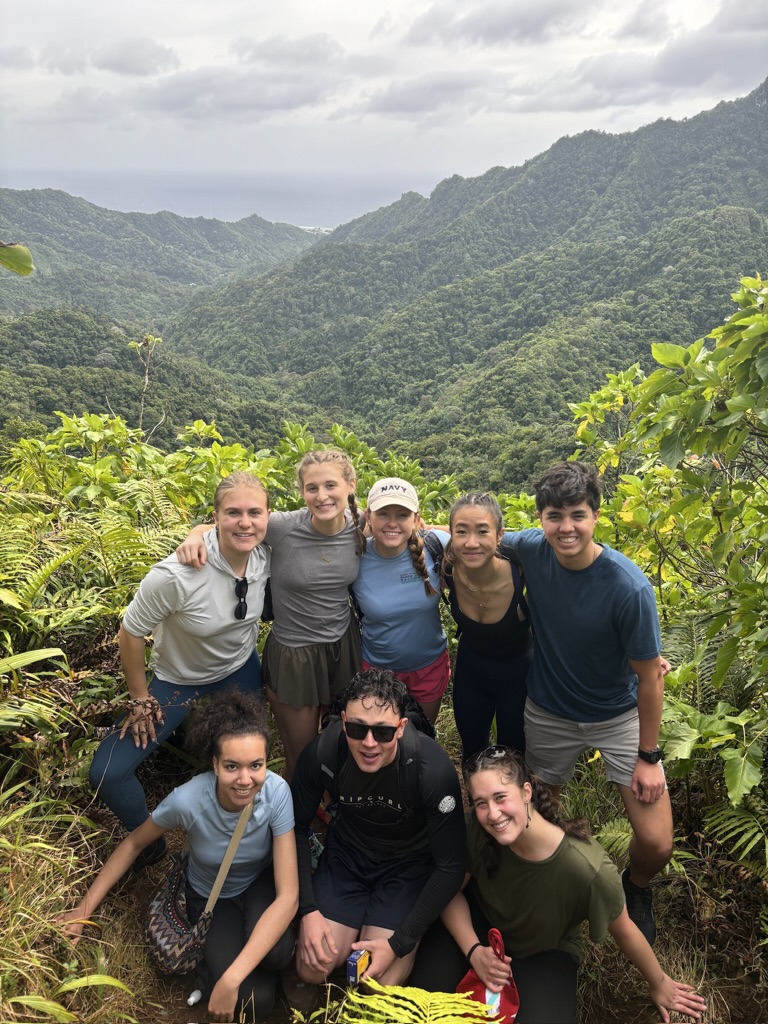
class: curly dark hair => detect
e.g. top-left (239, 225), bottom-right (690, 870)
top-left (464, 745), bottom-right (590, 878)
top-left (184, 689), bottom-right (270, 763)
top-left (336, 668), bottom-right (407, 717)
top-left (532, 461), bottom-right (601, 514)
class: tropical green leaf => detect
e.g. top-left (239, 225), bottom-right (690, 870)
top-left (55, 973), bottom-right (133, 995)
top-left (658, 431), bottom-right (686, 468)
top-left (721, 745), bottom-right (763, 806)
top-left (650, 343), bottom-right (688, 368)
top-left (7, 995), bottom-right (77, 1021)
top-left (0, 647), bottom-right (66, 672)
top-left (0, 241), bottom-right (35, 276)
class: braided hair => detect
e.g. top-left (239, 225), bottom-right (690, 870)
top-left (185, 689), bottom-right (270, 764)
top-left (296, 449), bottom-right (365, 555)
top-left (407, 529), bottom-right (438, 597)
top-left (464, 745), bottom-right (590, 879)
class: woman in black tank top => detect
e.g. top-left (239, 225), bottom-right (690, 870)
top-left (443, 493), bottom-right (532, 761)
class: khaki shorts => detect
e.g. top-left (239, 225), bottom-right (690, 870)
top-left (262, 618), bottom-right (362, 709)
top-left (524, 699), bottom-right (665, 788)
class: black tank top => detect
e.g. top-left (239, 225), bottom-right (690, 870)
top-left (446, 559), bottom-right (531, 659)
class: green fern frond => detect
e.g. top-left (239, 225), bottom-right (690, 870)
top-left (595, 816), bottom-right (633, 860)
top-left (705, 799), bottom-right (768, 869)
top-left (339, 979), bottom-right (495, 1024)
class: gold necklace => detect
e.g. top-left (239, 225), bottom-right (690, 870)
top-left (458, 565), bottom-right (498, 610)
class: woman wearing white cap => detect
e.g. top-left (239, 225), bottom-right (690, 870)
top-left (352, 478), bottom-right (449, 723)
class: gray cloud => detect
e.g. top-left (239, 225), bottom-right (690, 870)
top-left (232, 33), bottom-right (344, 66)
top-left (508, 4), bottom-right (768, 113)
top-left (30, 85), bottom-right (121, 125)
top-left (92, 38), bottom-right (180, 77)
top-left (0, 46), bottom-right (35, 70)
top-left (407, 0), bottom-right (588, 46)
top-left (136, 66), bottom-right (339, 120)
top-left (364, 70), bottom-right (502, 116)
top-left (42, 46), bottom-right (88, 75)
top-left (710, 0), bottom-right (768, 32)
top-left (616, 0), bottom-right (671, 42)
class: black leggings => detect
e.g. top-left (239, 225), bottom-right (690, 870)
top-left (186, 871), bottom-right (295, 1021)
top-left (410, 895), bottom-right (578, 1024)
top-left (452, 644), bottom-right (532, 761)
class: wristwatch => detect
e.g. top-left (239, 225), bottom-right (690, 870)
top-left (637, 746), bottom-right (663, 764)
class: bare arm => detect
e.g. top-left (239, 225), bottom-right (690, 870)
top-left (207, 829), bottom-right (299, 1022)
top-left (440, 884), bottom-right (511, 993)
top-left (58, 818), bottom-right (167, 942)
top-left (629, 656), bottom-right (666, 802)
top-left (609, 909), bottom-right (707, 1022)
top-left (175, 523), bottom-right (214, 570)
top-left (118, 625), bottom-right (163, 746)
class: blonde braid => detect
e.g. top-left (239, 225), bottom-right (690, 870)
top-left (347, 492), bottom-right (366, 556)
top-left (407, 529), bottom-right (438, 597)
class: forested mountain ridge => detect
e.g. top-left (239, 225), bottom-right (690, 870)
top-left (169, 80), bottom-right (767, 378)
top-left (1, 80), bottom-right (766, 487)
top-left (0, 307), bottom-right (308, 449)
top-left (330, 81), bottom-right (767, 250)
top-left (0, 188), bottom-right (318, 325)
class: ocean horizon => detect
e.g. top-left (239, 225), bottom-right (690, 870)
top-left (0, 167), bottom-right (439, 230)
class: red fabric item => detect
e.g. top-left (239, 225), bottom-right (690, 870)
top-left (456, 928), bottom-right (519, 1022)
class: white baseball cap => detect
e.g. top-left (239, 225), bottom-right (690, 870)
top-left (366, 477), bottom-right (419, 513)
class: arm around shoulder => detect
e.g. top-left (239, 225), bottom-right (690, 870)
top-left (176, 523), bottom-right (213, 569)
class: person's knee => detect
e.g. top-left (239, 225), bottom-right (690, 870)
top-left (631, 823), bottom-right (674, 868)
top-left (378, 959), bottom-right (414, 986)
top-left (88, 748), bottom-right (118, 793)
top-left (642, 833), bottom-right (674, 868)
top-left (295, 954), bottom-right (324, 984)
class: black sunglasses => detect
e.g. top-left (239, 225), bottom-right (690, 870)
top-left (234, 577), bottom-right (248, 620)
top-left (344, 721), bottom-right (399, 743)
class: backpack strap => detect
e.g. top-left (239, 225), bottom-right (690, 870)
top-left (317, 718), bottom-right (346, 802)
top-left (511, 561), bottom-right (530, 622)
top-left (397, 719), bottom-right (424, 812)
top-left (420, 529), bottom-right (450, 606)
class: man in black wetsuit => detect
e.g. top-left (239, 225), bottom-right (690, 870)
top-left (290, 669), bottom-right (466, 986)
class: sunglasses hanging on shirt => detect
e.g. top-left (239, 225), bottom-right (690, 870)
top-left (234, 577), bottom-right (248, 620)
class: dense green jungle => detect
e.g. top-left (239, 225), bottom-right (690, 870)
top-left (1, 275), bottom-right (768, 1022)
top-left (1, 77), bottom-right (768, 1023)
top-left (1, 78), bottom-right (767, 491)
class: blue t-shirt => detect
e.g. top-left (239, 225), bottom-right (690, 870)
top-left (352, 534), bottom-right (448, 672)
top-left (152, 770), bottom-right (294, 899)
top-left (502, 529), bottom-right (661, 721)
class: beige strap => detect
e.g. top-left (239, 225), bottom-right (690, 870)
top-left (203, 799), bottom-right (254, 914)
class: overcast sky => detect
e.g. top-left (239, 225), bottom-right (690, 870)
top-left (1, 0), bottom-right (766, 225)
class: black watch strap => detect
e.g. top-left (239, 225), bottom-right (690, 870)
top-left (637, 746), bottom-right (662, 764)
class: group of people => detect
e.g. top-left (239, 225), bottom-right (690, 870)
top-left (60, 454), bottom-right (708, 1023)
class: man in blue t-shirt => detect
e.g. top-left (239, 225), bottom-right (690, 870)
top-left (502, 461), bottom-right (672, 946)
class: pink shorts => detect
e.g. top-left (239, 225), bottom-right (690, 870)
top-left (362, 648), bottom-right (451, 705)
